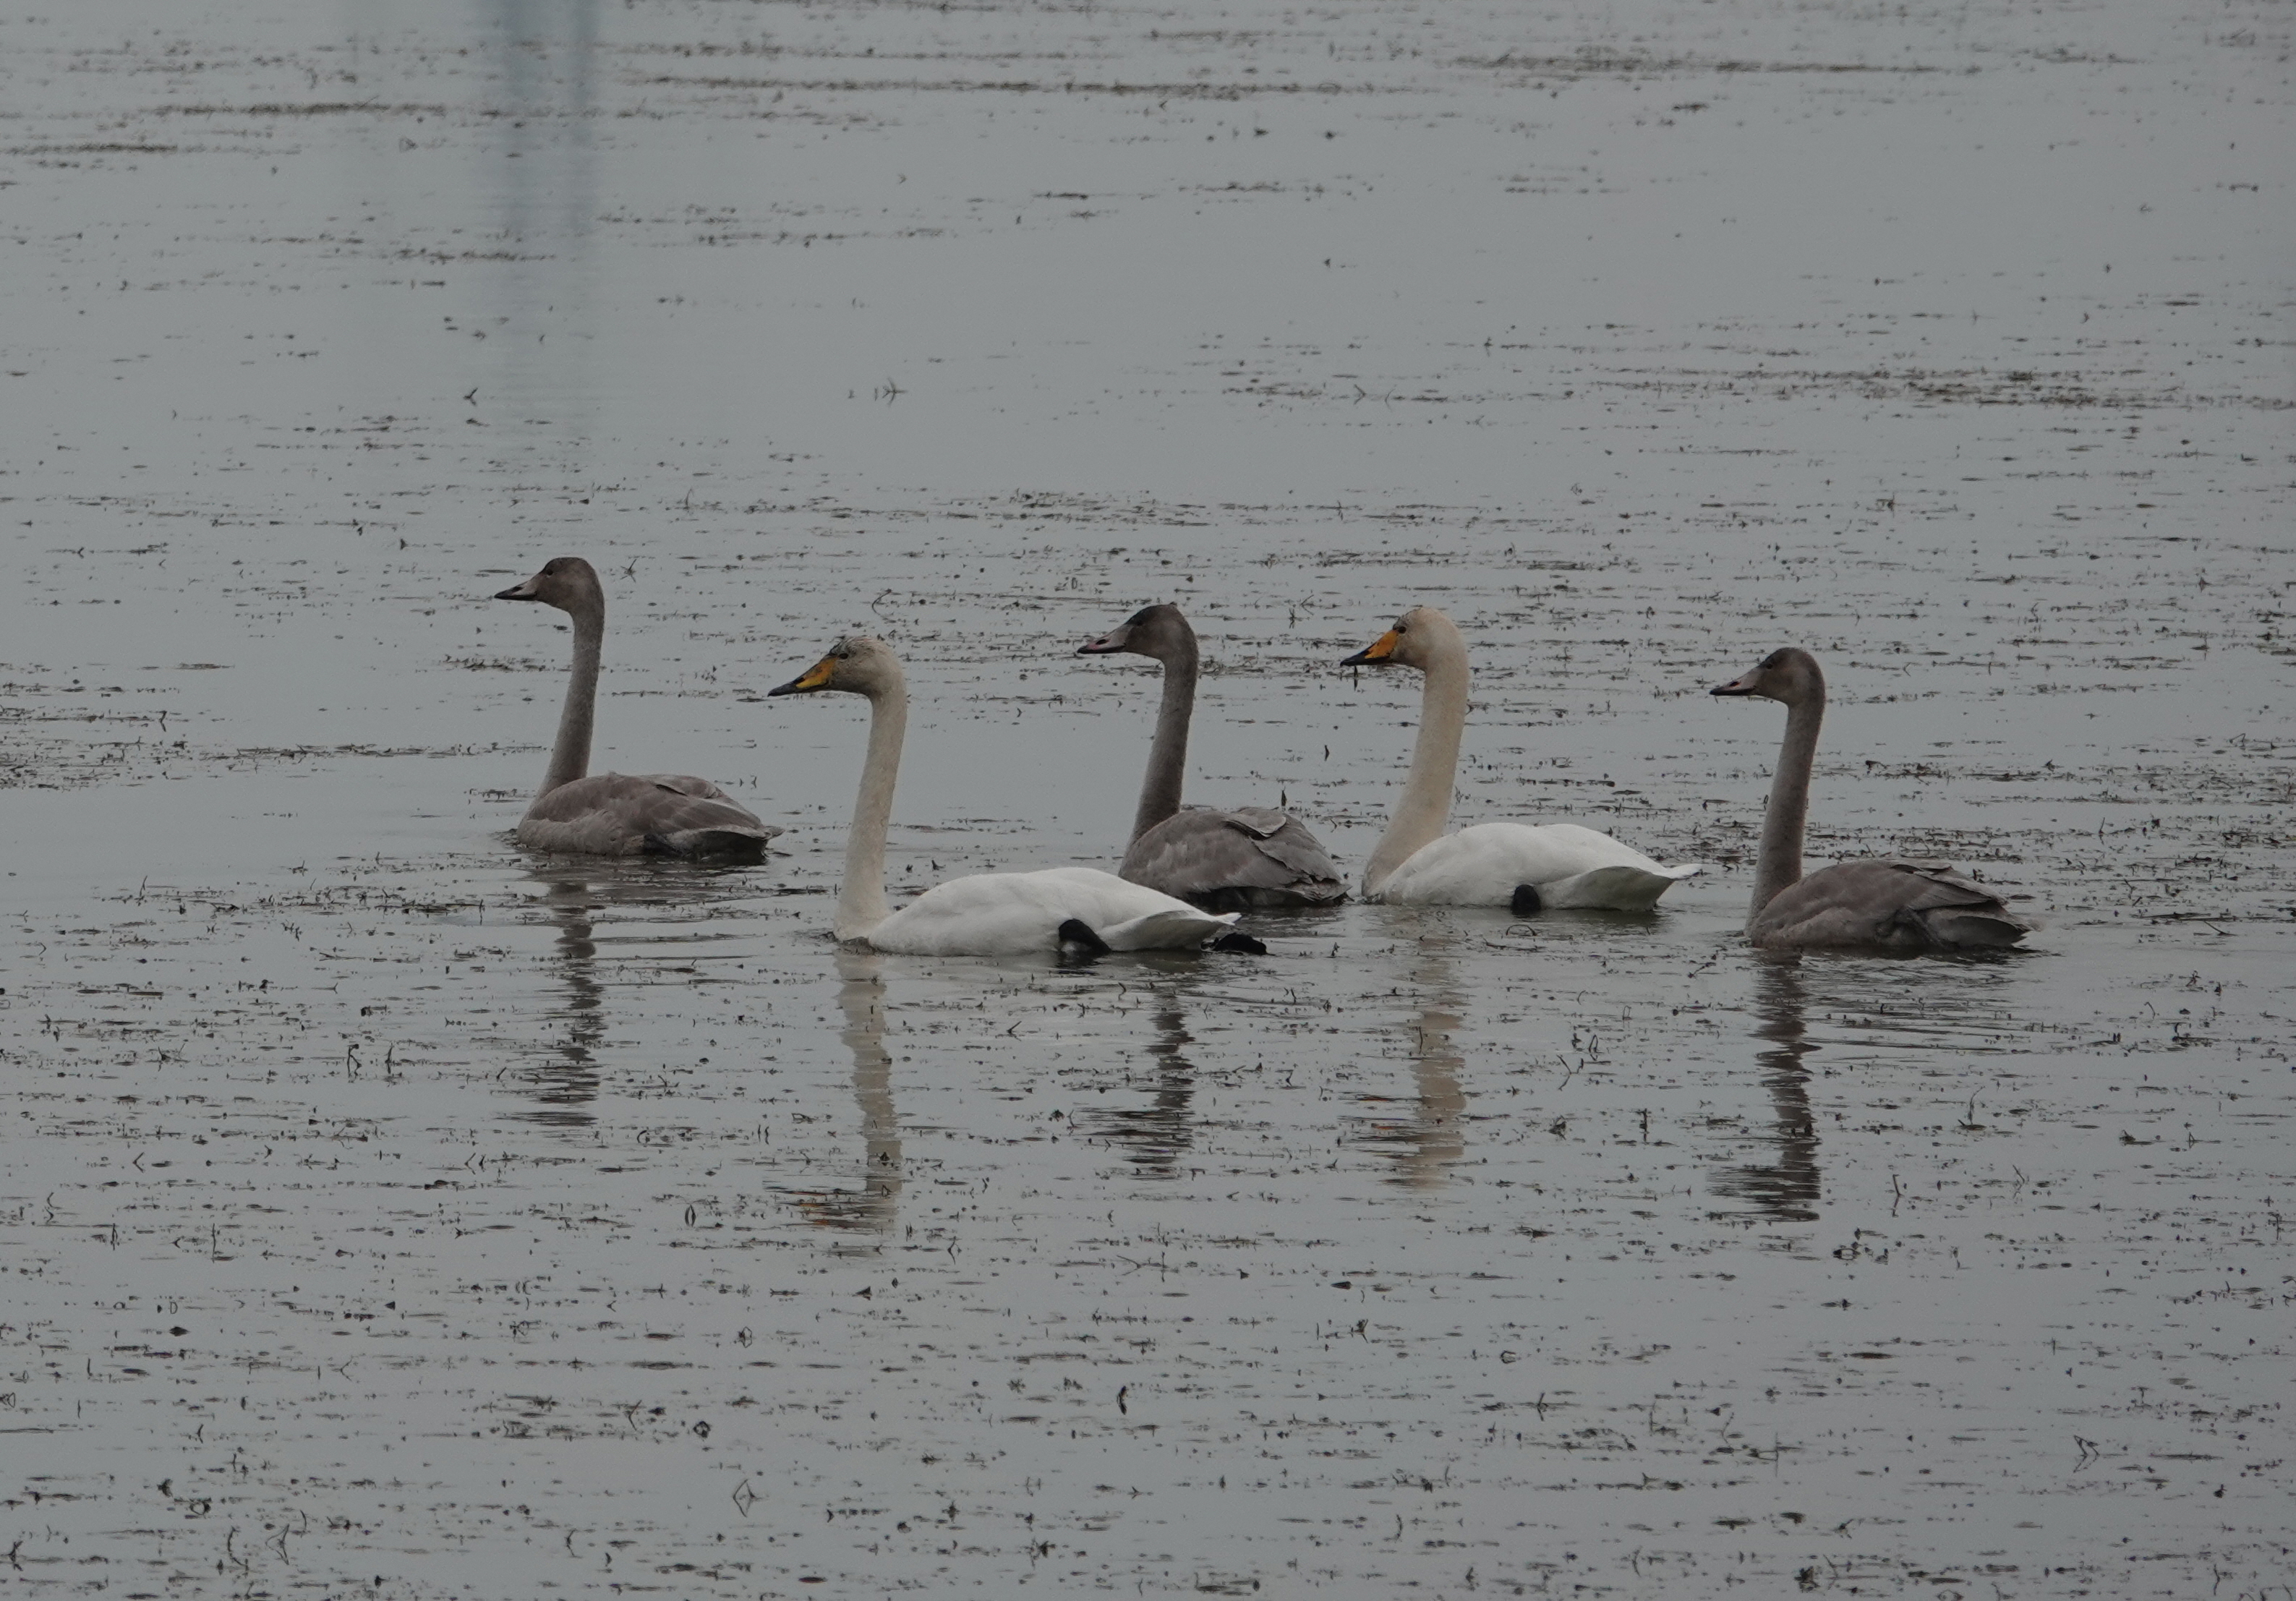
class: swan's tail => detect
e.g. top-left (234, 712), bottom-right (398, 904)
top-left (1916, 907), bottom-right (2032, 949)
top-left (646, 824), bottom-right (782, 861)
top-left (1538, 861), bottom-right (1703, 913)
top-left (1099, 907), bottom-right (1240, 950)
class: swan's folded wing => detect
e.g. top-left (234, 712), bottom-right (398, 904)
top-left (1120, 807), bottom-right (1346, 905)
top-left (1098, 905), bottom-right (1240, 951)
top-left (1879, 860), bottom-right (2032, 947)
top-left (1540, 860), bottom-right (1703, 912)
top-left (1754, 859), bottom-right (2030, 949)
top-left (636, 773), bottom-right (741, 803)
top-left (521, 772), bottom-right (780, 857)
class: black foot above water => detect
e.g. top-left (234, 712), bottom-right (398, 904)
top-left (1057, 918), bottom-right (1113, 955)
top-left (1510, 883), bottom-right (1542, 916)
top-left (1213, 931), bottom-right (1268, 955)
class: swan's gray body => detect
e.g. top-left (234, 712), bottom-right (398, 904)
top-left (1712, 649), bottom-right (2029, 952)
top-left (1078, 605), bottom-right (1344, 910)
top-left (494, 557), bottom-right (779, 859)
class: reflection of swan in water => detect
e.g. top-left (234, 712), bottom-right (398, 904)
top-left (1071, 990), bottom-right (1198, 1177)
top-left (509, 863), bottom-right (725, 1130)
top-left (790, 951), bottom-right (903, 1238)
top-left (1710, 957), bottom-right (1822, 1221)
top-left (519, 876), bottom-right (607, 1128)
top-left (1347, 919), bottom-right (1467, 1187)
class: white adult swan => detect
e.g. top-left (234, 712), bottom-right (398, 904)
top-left (1341, 607), bottom-right (1699, 910)
top-left (1076, 603), bottom-right (1344, 909)
top-left (1711, 649), bottom-right (2031, 950)
top-left (768, 635), bottom-right (1262, 957)
top-left (492, 557), bottom-right (779, 858)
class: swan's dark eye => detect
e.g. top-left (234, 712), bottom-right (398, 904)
top-left (1125, 607), bottom-right (1153, 626)
top-left (1759, 649), bottom-right (1788, 670)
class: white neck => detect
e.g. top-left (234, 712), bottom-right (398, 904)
top-left (836, 666), bottom-right (907, 943)
top-left (1363, 620), bottom-right (1469, 895)
top-left (542, 599), bottom-right (602, 796)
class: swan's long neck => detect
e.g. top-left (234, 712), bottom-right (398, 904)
top-left (1751, 691), bottom-right (1822, 924)
top-left (542, 599), bottom-right (604, 796)
top-left (837, 669), bottom-right (907, 943)
top-left (1131, 636), bottom-right (1199, 843)
top-left (1363, 632), bottom-right (1469, 895)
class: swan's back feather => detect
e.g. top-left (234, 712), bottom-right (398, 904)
top-left (1751, 859), bottom-right (2031, 951)
top-left (866, 866), bottom-right (1237, 956)
top-left (1373, 821), bottom-right (1699, 909)
top-left (518, 772), bottom-right (780, 858)
top-left (1120, 806), bottom-right (1346, 908)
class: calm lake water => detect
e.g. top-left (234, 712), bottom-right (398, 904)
top-left (3, 0), bottom-right (2292, 1596)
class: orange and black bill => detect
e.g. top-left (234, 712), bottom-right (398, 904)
top-left (768, 654), bottom-right (838, 697)
top-left (1341, 628), bottom-right (1401, 667)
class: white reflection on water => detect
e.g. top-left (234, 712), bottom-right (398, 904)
top-left (786, 949), bottom-right (905, 1237)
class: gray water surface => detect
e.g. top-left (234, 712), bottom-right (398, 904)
top-left (3, 1), bottom-right (2292, 1596)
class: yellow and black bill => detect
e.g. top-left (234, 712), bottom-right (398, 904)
top-left (1341, 628), bottom-right (1401, 667)
top-left (768, 654), bottom-right (838, 697)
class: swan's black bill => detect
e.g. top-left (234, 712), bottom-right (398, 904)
top-left (1710, 675), bottom-right (1758, 696)
top-left (494, 580), bottom-right (542, 602)
top-left (1510, 884), bottom-right (1542, 915)
top-left (1075, 633), bottom-right (1126, 655)
top-left (1212, 931), bottom-right (1268, 955)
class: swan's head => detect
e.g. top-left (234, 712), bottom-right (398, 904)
top-left (494, 556), bottom-right (603, 612)
top-left (1341, 605), bottom-right (1454, 673)
top-left (769, 635), bottom-right (901, 699)
top-left (1712, 647), bottom-right (1825, 705)
top-left (1076, 602), bottom-right (1192, 661)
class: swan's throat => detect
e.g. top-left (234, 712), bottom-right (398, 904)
top-left (837, 679), bottom-right (905, 943)
top-left (1363, 645), bottom-right (1468, 895)
top-left (1751, 696), bottom-right (1822, 924)
top-left (1131, 639), bottom-right (1198, 843)
top-left (542, 603), bottom-right (604, 797)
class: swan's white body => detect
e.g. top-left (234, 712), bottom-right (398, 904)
top-left (1344, 607), bottom-right (1699, 910)
top-left (771, 637), bottom-right (1242, 957)
top-left (1375, 821), bottom-right (1694, 911)
top-left (867, 866), bottom-right (1236, 956)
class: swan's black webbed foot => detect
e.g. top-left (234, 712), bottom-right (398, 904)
top-left (1057, 918), bottom-right (1113, 957)
top-left (1213, 931), bottom-right (1268, 955)
top-left (1510, 883), bottom-right (1542, 915)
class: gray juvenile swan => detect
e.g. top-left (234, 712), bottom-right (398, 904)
top-left (492, 557), bottom-right (780, 858)
top-left (1076, 604), bottom-right (1344, 910)
top-left (1711, 648), bottom-right (2030, 951)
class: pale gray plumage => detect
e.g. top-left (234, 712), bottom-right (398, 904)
top-left (1712, 649), bottom-right (2030, 952)
top-left (1077, 604), bottom-right (1344, 910)
top-left (493, 557), bottom-right (779, 859)
top-left (1120, 803), bottom-right (1343, 910)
